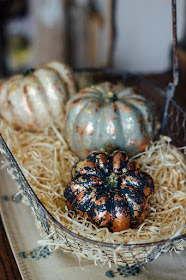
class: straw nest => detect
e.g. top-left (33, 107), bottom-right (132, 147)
top-left (0, 117), bottom-right (185, 266)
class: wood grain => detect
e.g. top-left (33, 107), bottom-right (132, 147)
top-left (0, 216), bottom-right (22, 280)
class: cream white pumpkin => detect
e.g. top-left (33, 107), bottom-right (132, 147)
top-left (0, 61), bottom-right (76, 130)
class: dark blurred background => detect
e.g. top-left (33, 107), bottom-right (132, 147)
top-left (0, 0), bottom-right (186, 99)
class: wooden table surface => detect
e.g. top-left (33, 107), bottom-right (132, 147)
top-left (0, 72), bottom-right (185, 280)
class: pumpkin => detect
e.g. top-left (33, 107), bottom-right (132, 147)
top-left (64, 150), bottom-right (154, 232)
top-left (0, 61), bottom-right (76, 130)
top-left (65, 82), bottom-right (154, 158)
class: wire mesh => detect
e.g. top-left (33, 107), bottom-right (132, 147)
top-left (0, 69), bottom-right (185, 268)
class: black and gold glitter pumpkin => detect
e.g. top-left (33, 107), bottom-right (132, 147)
top-left (64, 151), bottom-right (154, 232)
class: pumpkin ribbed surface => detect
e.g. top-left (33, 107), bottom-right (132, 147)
top-left (0, 61), bottom-right (76, 130)
top-left (64, 151), bottom-right (154, 232)
top-left (65, 82), bottom-right (154, 158)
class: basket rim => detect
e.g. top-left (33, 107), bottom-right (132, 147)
top-left (73, 67), bottom-right (167, 94)
top-left (39, 190), bottom-right (186, 248)
top-left (0, 69), bottom-right (185, 250)
top-left (3, 139), bottom-right (185, 250)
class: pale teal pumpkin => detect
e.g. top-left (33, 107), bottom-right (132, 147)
top-left (65, 82), bottom-right (154, 158)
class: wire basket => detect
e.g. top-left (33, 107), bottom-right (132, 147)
top-left (0, 0), bottom-right (185, 269)
top-left (0, 68), bottom-right (185, 268)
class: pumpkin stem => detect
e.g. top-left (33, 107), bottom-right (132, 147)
top-left (23, 68), bottom-right (35, 77)
top-left (105, 172), bottom-right (118, 190)
top-left (104, 91), bottom-right (117, 102)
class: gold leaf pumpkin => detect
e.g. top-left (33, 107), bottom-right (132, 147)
top-left (64, 150), bottom-right (155, 232)
top-left (0, 61), bottom-right (76, 130)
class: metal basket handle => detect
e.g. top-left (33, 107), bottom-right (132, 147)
top-left (109, 0), bottom-right (179, 89)
top-left (172, 0), bottom-right (179, 88)
top-left (161, 0), bottom-right (179, 132)
top-left (109, 0), bottom-right (179, 131)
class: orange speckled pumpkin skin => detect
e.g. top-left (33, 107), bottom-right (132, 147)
top-left (65, 82), bottom-right (154, 158)
top-left (64, 150), bottom-right (154, 232)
